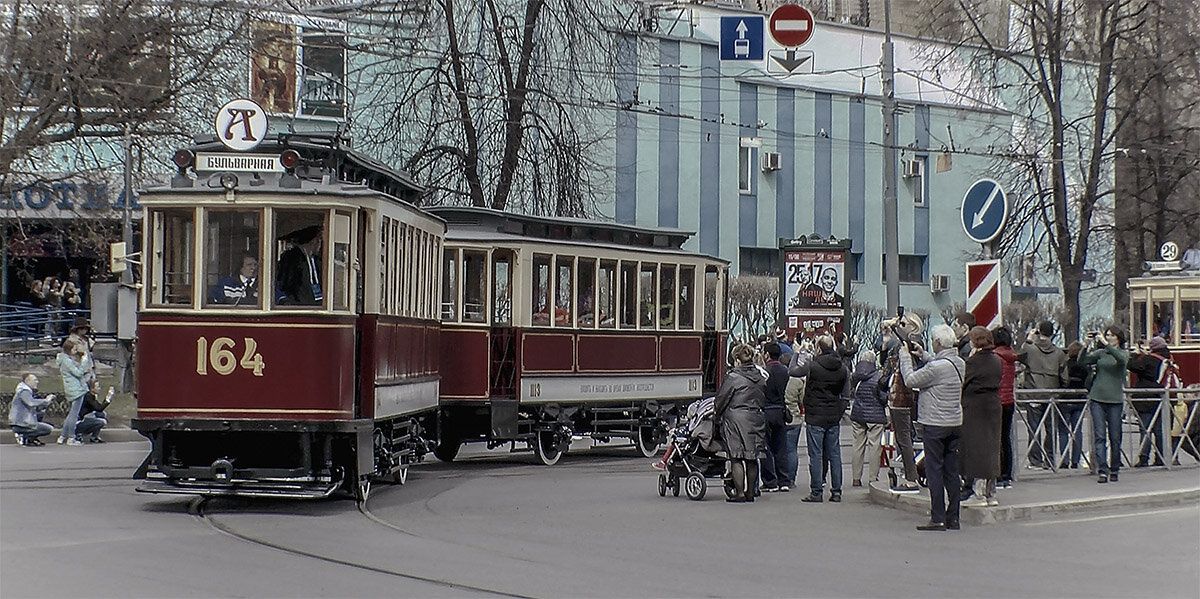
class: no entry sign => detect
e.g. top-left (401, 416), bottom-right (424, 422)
top-left (769, 4), bottom-right (815, 48)
top-left (966, 260), bottom-right (1002, 329)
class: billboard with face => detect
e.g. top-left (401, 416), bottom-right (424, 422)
top-left (782, 248), bottom-right (848, 339)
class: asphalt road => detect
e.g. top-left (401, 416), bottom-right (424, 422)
top-left (2, 440), bottom-right (1197, 598)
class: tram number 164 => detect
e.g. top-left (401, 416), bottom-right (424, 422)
top-left (196, 336), bottom-right (266, 376)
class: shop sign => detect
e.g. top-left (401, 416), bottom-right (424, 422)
top-left (1, 181), bottom-right (141, 219)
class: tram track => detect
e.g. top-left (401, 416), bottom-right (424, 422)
top-left (190, 496), bottom-right (538, 599)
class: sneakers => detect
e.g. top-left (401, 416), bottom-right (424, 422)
top-left (946, 520), bottom-right (960, 530)
top-left (916, 521), bottom-right (946, 531)
top-left (895, 482), bottom-right (921, 493)
top-left (961, 496), bottom-right (989, 508)
top-left (57, 436), bottom-right (66, 445)
top-left (65, 438), bottom-right (84, 446)
top-left (829, 492), bottom-right (842, 503)
top-left (987, 498), bottom-right (999, 506)
top-left (779, 485), bottom-right (791, 492)
top-left (651, 460), bottom-right (667, 471)
top-left (26, 438), bottom-right (44, 446)
top-left (1097, 473), bottom-right (1108, 483)
top-left (800, 492), bottom-right (823, 503)
top-left (14, 433), bottom-right (26, 446)
top-left (1109, 472), bottom-right (1118, 482)
top-left (997, 479), bottom-right (1013, 489)
top-left (89, 436), bottom-right (105, 444)
top-left (762, 486), bottom-right (779, 493)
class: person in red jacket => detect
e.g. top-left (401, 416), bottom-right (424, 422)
top-left (992, 327), bottom-right (1019, 488)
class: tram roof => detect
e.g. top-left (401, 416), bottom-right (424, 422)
top-left (428, 206), bottom-right (707, 253)
top-left (144, 133), bottom-right (425, 203)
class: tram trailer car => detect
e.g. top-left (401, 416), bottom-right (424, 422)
top-left (431, 207), bottom-right (730, 465)
top-left (133, 136), bottom-right (444, 500)
top-left (1128, 272), bottom-right (1200, 384)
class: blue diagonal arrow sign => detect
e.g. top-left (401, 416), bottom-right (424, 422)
top-left (960, 178), bottom-right (1008, 243)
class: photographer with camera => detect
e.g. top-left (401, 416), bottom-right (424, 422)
top-left (1081, 327), bottom-right (1129, 483)
top-left (880, 311), bottom-right (923, 492)
top-left (899, 324), bottom-right (966, 531)
top-left (1016, 321), bottom-right (1068, 469)
top-left (9, 374), bottom-right (55, 446)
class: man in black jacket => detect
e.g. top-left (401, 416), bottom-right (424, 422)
top-left (761, 342), bottom-right (791, 491)
top-left (789, 335), bottom-right (849, 502)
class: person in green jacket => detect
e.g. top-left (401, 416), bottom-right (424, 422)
top-left (1081, 326), bottom-right (1129, 483)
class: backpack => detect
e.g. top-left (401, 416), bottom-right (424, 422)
top-left (1152, 354), bottom-right (1184, 389)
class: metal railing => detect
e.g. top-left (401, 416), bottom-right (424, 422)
top-left (1014, 387), bottom-right (1200, 476)
top-left (0, 303), bottom-right (89, 356)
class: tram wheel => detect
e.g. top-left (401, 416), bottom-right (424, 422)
top-left (658, 473), bottom-right (668, 497)
top-left (636, 425), bottom-right (659, 458)
top-left (685, 472), bottom-right (707, 501)
top-left (536, 430), bottom-right (563, 466)
top-left (433, 439), bottom-right (461, 463)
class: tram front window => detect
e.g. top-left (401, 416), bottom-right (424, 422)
top-left (150, 210), bottom-right (194, 306)
top-left (274, 211), bottom-right (326, 308)
top-left (203, 211), bottom-right (261, 308)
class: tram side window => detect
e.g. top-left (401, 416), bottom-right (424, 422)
top-left (493, 251), bottom-right (513, 325)
top-left (704, 266), bottom-right (720, 330)
top-left (619, 262), bottom-right (637, 328)
top-left (532, 254), bottom-right (551, 326)
top-left (1182, 299), bottom-right (1199, 343)
top-left (274, 211), bottom-right (326, 308)
top-left (442, 249), bottom-right (458, 321)
top-left (380, 217), bottom-right (391, 314)
top-left (577, 258), bottom-right (596, 327)
top-left (556, 257), bottom-right (573, 326)
top-left (598, 260), bottom-right (616, 328)
top-left (203, 211), bottom-right (261, 308)
top-left (462, 250), bottom-right (487, 322)
top-left (150, 210), bottom-right (194, 306)
top-left (331, 212), bottom-right (351, 311)
top-left (679, 266), bottom-right (695, 330)
top-left (660, 265), bottom-right (676, 329)
top-left (639, 263), bottom-right (657, 329)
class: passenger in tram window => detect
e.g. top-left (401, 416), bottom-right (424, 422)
top-left (208, 254), bottom-right (259, 306)
top-left (276, 225), bottom-right (323, 306)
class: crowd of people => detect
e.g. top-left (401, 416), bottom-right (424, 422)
top-left (673, 310), bottom-right (1196, 531)
top-left (9, 318), bottom-right (110, 447)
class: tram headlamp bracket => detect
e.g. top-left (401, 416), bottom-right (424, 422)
top-left (218, 172), bottom-right (239, 191)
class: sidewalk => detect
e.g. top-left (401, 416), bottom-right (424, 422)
top-left (869, 465), bottom-right (1200, 524)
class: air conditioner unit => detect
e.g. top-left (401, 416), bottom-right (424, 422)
top-left (930, 274), bottom-right (950, 293)
top-left (761, 151), bottom-right (782, 172)
top-left (902, 159), bottom-right (923, 178)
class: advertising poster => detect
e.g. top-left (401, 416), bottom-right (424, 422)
top-left (250, 21), bottom-right (297, 115)
top-left (783, 249), bottom-right (847, 338)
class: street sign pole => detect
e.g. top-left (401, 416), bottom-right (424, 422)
top-left (882, 0), bottom-right (899, 315)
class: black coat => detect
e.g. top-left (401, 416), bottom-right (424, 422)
top-left (791, 351), bottom-right (848, 428)
top-left (713, 365), bottom-right (767, 460)
top-left (960, 349), bottom-right (1002, 479)
top-left (277, 245), bottom-right (321, 306)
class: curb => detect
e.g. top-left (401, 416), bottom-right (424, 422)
top-left (867, 480), bottom-right (1200, 525)
top-left (2, 427), bottom-right (145, 445)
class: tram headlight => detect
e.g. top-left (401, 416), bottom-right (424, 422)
top-left (171, 149), bottom-right (194, 173)
top-left (280, 149), bottom-right (300, 170)
top-left (218, 172), bottom-right (239, 191)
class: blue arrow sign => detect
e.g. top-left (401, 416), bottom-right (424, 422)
top-left (960, 178), bottom-right (1008, 243)
top-left (720, 16), bottom-right (764, 61)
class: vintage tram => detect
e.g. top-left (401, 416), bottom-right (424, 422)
top-left (1128, 263), bottom-right (1200, 385)
top-left (132, 134), bottom-right (444, 500)
top-left (431, 207), bottom-right (729, 465)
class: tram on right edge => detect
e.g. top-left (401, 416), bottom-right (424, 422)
top-left (1127, 255), bottom-right (1200, 385)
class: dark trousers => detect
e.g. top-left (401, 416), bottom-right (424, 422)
top-left (999, 403), bottom-right (1015, 481)
top-left (1026, 403), bottom-right (1050, 467)
top-left (920, 424), bottom-right (961, 525)
top-left (1090, 401), bottom-right (1124, 475)
top-left (763, 407), bottom-right (789, 487)
top-left (890, 406), bottom-right (917, 482)
top-left (1057, 403), bottom-right (1085, 468)
top-left (1134, 401), bottom-right (1165, 464)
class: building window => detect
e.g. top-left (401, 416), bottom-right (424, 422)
top-left (739, 247), bottom-right (778, 276)
top-left (905, 156), bottom-right (928, 206)
top-left (738, 145), bottom-right (752, 194)
top-left (848, 252), bottom-right (864, 282)
top-left (881, 254), bottom-right (927, 284)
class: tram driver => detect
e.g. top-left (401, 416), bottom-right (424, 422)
top-left (208, 254), bottom-right (259, 306)
top-left (276, 225), bottom-right (323, 306)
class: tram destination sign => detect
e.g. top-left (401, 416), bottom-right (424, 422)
top-left (195, 152), bottom-right (284, 173)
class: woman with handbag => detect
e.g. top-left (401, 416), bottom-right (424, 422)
top-left (56, 338), bottom-right (103, 445)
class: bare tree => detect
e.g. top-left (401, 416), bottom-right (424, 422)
top-left (908, 0), bottom-right (1154, 341)
top-left (727, 275), bottom-right (778, 344)
top-left (1112, 0), bottom-right (1200, 304)
top-left (348, 0), bottom-right (618, 216)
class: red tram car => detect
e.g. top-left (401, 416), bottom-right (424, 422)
top-left (430, 207), bottom-right (729, 465)
top-left (1128, 269), bottom-right (1200, 384)
top-left (133, 135), bottom-right (444, 500)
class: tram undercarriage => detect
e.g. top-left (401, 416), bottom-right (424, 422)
top-left (133, 416), bottom-right (434, 500)
top-left (435, 399), bottom-right (681, 466)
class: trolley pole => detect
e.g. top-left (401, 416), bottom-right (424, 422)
top-left (881, 0), bottom-right (900, 315)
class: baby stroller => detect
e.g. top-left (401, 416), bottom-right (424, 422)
top-left (656, 397), bottom-right (735, 500)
